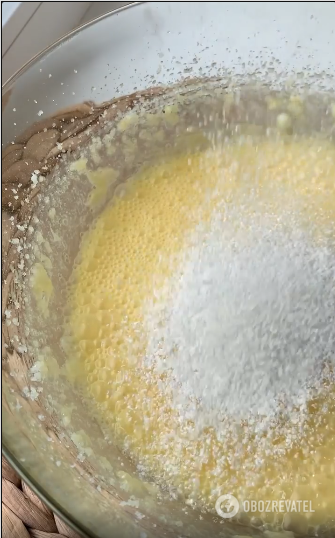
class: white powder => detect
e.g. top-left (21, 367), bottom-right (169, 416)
top-left (145, 205), bottom-right (335, 431)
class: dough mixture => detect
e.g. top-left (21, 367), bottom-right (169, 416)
top-left (65, 137), bottom-right (335, 521)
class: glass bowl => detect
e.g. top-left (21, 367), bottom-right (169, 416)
top-left (2, 3), bottom-right (335, 537)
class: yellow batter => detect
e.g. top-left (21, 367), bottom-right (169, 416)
top-left (65, 138), bottom-right (335, 521)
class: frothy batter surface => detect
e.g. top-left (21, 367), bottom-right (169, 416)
top-left (65, 137), bottom-right (335, 521)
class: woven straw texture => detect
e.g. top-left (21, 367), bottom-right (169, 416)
top-left (2, 456), bottom-right (83, 538)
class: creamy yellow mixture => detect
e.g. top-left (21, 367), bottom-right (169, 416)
top-left (65, 138), bottom-right (335, 521)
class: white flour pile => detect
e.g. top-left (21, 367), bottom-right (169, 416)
top-left (145, 206), bottom-right (335, 431)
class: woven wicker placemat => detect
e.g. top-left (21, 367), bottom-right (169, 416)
top-left (2, 456), bottom-right (83, 538)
